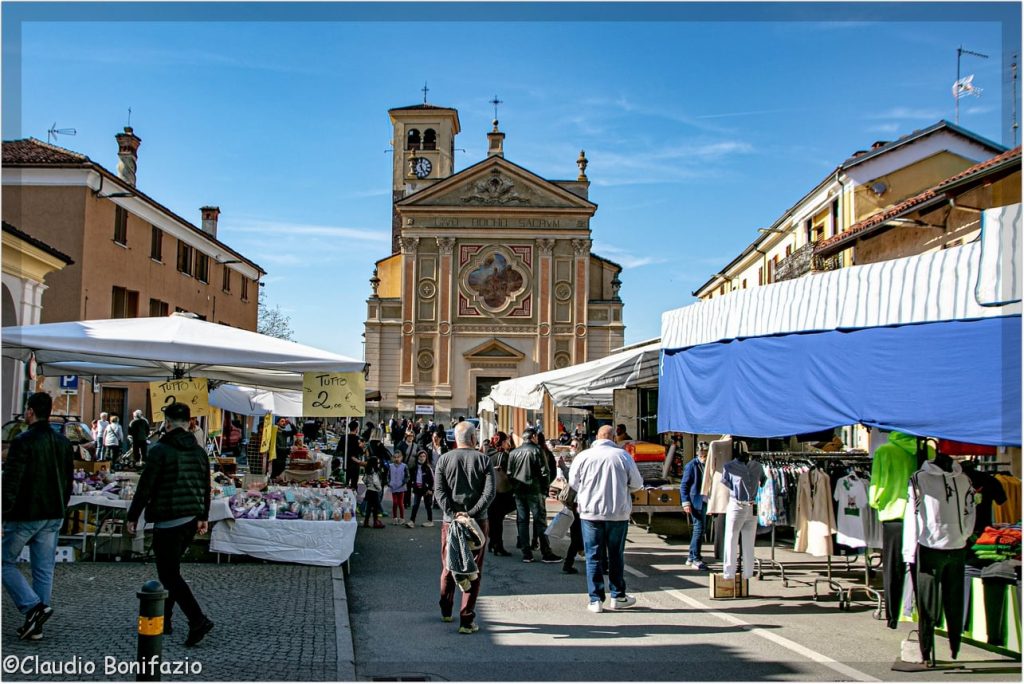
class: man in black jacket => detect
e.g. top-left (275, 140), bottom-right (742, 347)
top-left (2, 392), bottom-right (74, 641)
top-left (127, 402), bottom-right (213, 647)
top-left (506, 429), bottom-right (560, 564)
top-left (128, 409), bottom-right (150, 465)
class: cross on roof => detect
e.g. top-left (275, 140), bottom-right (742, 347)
top-left (490, 95), bottom-right (503, 120)
top-left (421, 82), bottom-right (429, 104)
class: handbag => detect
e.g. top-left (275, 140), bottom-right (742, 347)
top-left (545, 506), bottom-right (575, 539)
top-left (557, 481), bottom-right (577, 507)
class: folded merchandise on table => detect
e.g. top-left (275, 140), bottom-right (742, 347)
top-left (228, 486), bottom-right (357, 521)
top-left (971, 524), bottom-right (1022, 562)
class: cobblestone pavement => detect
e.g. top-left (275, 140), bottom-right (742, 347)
top-left (1, 562), bottom-right (337, 681)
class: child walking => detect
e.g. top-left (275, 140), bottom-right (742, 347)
top-left (387, 452), bottom-right (409, 524)
top-left (362, 456), bottom-right (385, 529)
top-left (405, 450), bottom-right (435, 528)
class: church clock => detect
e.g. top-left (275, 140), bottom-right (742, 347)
top-left (412, 157), bottom-right (432, 179)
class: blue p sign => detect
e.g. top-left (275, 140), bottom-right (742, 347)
top-left (59, 375), bottom-right (78, 391)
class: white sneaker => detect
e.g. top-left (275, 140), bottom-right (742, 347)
top-left (422, 521), bottom-right (434, 527)
top-left (587, 600), bottom-right (603, 614)
top-left (404, 521), bottom-right (415, 528)
top-left (607, 595), bottom-right (637, 610)
top-left (685, 559), bottom-right (694, 567)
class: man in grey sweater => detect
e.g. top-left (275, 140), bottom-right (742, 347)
top-left (434, 421), bottom-right (495, 634)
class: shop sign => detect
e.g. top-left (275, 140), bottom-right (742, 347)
top-left (302, 372), bottom-right (366, 417)
top-left (149, 378), bottom-right (209, 422)
top-left (415, 404), bottom-right (434, 415)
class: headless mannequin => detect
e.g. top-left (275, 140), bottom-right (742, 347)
top-left (721, 441), bottom-right (761, 581)
top-left (703, 436), bottom-right (733, 560)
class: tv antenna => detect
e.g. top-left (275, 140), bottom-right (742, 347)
top-left (47, 122), bottom-right (77, 145)
top-left (955, 45), bottom-right (989, 125)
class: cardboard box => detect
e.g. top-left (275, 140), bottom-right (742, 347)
top-left (709, 573), bottom-right (749, 599)
top-left (647, 487), bottom-right (681, 506)
top-left (74, 459), bottom-right (106, 474)
top-left (630, 489), bottom-right (649, 506)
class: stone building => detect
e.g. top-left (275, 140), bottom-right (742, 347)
top-left (364, 102), bottom-right (624, 422)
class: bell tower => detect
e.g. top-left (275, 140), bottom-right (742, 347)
top-left (388, 102), bottom-right (461, 253)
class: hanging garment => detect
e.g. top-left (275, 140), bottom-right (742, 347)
top-left (869, 431), bottom-right (919, 522)
top-left (862, 500), bottom-right (884, 549)
top-left (722, 498), bottom-right (757, 580)
top-left (902, 460), bottom-right (976, 564)
top-left (834, 474), bottom-right (868, 548)
top-left (961, 466), bottom-right (1007, 534)
top-left (881, 520), bottom-right (906, 629)
top-left (914, 545), bottom-right (967, 662)
top-left (703, 436), bottom-right (733, 515)
top-left (794, 469), bottom-right (836, 557)
top-left (991, 474), bottom-right (1021, 524)
top-left (757, 475), bottom-right (777, 527)
top-left (721, 459), bottom-right (764, 503)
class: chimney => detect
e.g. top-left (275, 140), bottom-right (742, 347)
top-left (200, 206), bottom-right (220, 238)
top-left (871, 140), bottom-right (889, 150)
top-left (487, 119), bottom-right (505, 157)
top-left (115, 126), bottom-right (141, 186)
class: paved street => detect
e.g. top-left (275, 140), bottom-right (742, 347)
top-left (347, 503), bottom-right (1022, 682)
top-left (1, 562), bottom-right (338, 681)
top-left (2, 506), bottom-right (1020, 682)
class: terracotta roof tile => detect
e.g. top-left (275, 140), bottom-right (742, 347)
top-left (816, 146), bottom-right (1022, 255)
top-left (2, 138), bottom-right (91, 166)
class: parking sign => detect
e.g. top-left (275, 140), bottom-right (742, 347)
top-left (59, 375), bottom-right (79, 393)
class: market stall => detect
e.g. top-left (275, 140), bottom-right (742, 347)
top-left (210, 486), bottom-right (358, 567)
top-left (657, 206), bottom-right (1022, 657)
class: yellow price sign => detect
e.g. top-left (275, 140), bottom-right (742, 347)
top-left (259, 413), bottom-right (273, 454)
top-left (149, 378), bottom-right (209, 423)
top-left (302, 372), bottom-right (365, 417)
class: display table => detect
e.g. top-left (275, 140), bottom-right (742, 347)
top-left (630, 505), bottom-right (687, 531)
top-left (65, 495), bottom-right (233, 560)
top-left (210, 518), bottom-right (357, 567)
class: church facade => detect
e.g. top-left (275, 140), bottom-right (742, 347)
top-left (364, 102), bottom-right (625, 422)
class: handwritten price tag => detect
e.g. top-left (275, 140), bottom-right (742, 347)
top-left (302, 372), bottom-right (366, 417)
top-left (149, 378), bottom-right (209, 422)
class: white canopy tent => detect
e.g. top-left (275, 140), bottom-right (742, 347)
top-left (1, 313), bottom-right (365, 392)
top-left (208, 384), bottom-right (304, 418)
top-left (486, 341), bottom-right (660, 410)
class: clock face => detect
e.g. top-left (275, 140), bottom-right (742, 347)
top-left (413, 157), bottom-right (432, 179)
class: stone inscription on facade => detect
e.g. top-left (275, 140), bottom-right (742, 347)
top-left (428, 217), bottom-right (567, 229)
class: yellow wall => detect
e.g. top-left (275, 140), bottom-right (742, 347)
top-left (376, 254), bottom-right (402, 298)
top-left (853, 151), bottom-right (976, 223)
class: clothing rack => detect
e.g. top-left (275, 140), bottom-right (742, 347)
top-left (752, 451), bottom-right (881, 613)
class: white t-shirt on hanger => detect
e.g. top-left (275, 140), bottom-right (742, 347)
top-left (834, 474), bottom-right (868, 547)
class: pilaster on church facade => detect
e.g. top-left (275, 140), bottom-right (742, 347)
top-left (364, 103), bottom-right (625, 422)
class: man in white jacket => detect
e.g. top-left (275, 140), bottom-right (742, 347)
top-left (568, 424), bottom-right (644, 614)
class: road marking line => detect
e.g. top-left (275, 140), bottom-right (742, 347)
top-left (624, 564), bottom-right (648, 578)
top-left (661, 587), bottom-right (880, 682)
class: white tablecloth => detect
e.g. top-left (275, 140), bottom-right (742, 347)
top-left (67, 495), bottom-right (234, 523)
top-left (210, 518), bottom-right (357, 567)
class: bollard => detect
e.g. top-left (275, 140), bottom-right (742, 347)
top-left (136, 579), bottom-right (168, 681)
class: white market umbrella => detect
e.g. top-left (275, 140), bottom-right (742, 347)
top-left (1, 313), bottom-right (365, 392)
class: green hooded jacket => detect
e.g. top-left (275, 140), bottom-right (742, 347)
top-left (868, 431), bottom-right (923, 522)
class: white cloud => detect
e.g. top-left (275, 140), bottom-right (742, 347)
top-left (592, 242), bottom-right (670, 269)
top-left (867, 123), bottom-right (901, 134)
top-left (226, 217), bottom-right (389, 243)
top-left (867, 107), bottom-right (944, 120)
top-left (695, 108), bottom-right (798, 120)
top-left (965, 105), bottom-right (994, 115)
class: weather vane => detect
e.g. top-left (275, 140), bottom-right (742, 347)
top-left (127, 107), bottom-right (132, 127)
top-left (490, 95), bottom-right (503, 120)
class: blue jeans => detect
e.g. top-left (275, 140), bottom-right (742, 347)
top-left (581, 519), bottom-right (628, 603)
top-left (688, 506), bottom-right (706, 562)
top-left (2, 519), bottom-right (62, 614)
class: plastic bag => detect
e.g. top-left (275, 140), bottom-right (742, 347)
top-left (545, 506), bottom-right (574, 539)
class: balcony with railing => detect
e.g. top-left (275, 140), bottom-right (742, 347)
top-left (776, 242), bottom-right (843, 282)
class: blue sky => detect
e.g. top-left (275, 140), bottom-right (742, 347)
top-left (3, 3), bottom-right (1019, 359)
